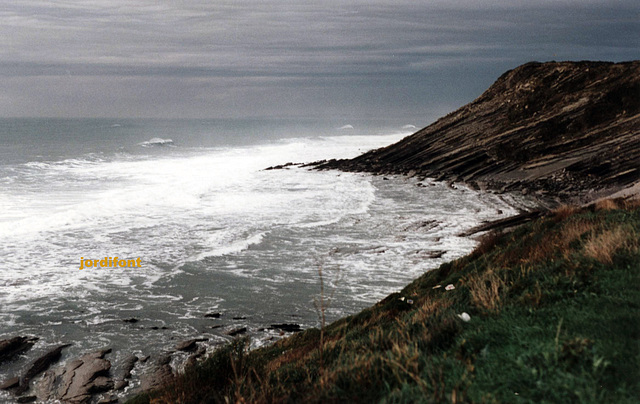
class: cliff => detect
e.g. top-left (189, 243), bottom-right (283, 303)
top-left (318, 61), bottom-right (640, 203)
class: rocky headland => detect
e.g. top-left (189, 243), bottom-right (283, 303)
top-left (318, 61), bottom-right (640, 205)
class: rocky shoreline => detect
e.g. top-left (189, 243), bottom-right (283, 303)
top-left (0, 305), bottom-right (319, 403)
top-left (0, 318), bottom-right (306, 403)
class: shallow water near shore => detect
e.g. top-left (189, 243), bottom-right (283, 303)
top-left (0, 118), bottom-right (529, 401)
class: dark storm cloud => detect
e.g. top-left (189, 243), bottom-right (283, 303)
top-left (0, 0), bottom-right (638, 119)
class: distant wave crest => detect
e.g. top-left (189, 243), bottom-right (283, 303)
top-left (139, 137), bottom-right (174, 147)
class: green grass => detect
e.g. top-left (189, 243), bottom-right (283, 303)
top-left (128, 199), bottom-right (640, 403)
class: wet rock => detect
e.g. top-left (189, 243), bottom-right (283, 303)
top-left (97, 395), bottom-right (119, 403)
top-left (140, 355), bottom-right (173, 391)
top-left (264, 162), bottom-right (297, 170)
top-left (174, 338), bottom-right (208, 352)
top-left (112, 354), bottom-right (138, 391)
top-left (113, 379), bottom-right (128, 391)
top-left (23, 344), bottom-right (73, 380)
top-left (0, 336), bottom-right (39, 364)
top-left (424, 250), bottom-right (446, 259)
top-left (59, 349), bottom-right (113, 403)
top-left (459, 210), bottom-right (544, 237)
top-left (34, 348), bottom-right (113, 404)
top-left (0, 376), bottom-right (19, 390)
top-left (15, 344), bottom-right (71, 394)
top-left (403, 220), bottom-right (439, 232)
top-left (269, 324), bottom-right (302, 333)
top-left (120, 355), bottom-right (138, 379)
top-left (227, 327), bottom-right (247, 337)
top-left (185, 346), bottom-right (207, 369)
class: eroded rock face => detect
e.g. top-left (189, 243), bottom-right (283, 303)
top-left (318, 61), bottom-right (640, 204)
top-left (12, 344), bottom-right (72, 396)
top-left (113, 354), bottom-right (138, 391)
top-left (139, 354), bottom-right (173, 392)
top-left (36, 349), bottom-right (113, 404)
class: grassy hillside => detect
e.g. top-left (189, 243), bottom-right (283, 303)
top-left (129, 199), bottom-right (640, 403)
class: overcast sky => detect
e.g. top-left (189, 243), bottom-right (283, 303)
top-left (1, 0), bottom-right (638, 121)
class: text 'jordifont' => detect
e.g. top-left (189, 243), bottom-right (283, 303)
top-left (79, 257), bottom-right (141, 270)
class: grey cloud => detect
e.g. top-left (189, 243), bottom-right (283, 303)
top-left (0, 1), bottom-right (637, 118)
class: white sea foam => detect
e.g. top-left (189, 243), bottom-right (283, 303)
top-left (0, 124), bottom-right (531, 392)
top-left (198, 232), bottom-right (268, 259)
top-left (139, 137), bottom-right (174, 147)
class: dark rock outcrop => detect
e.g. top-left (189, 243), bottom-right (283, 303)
top-left (14, 344), bottom-right (71, 395)
top-left (35, 348), bottom-right (113, 404)
top-left (269, 324), bottom-right (303, 333)
top-left (318, 61), bottom-right (640, 203)
top-left (139, 355), bottom-right (173, 392)
top-left (0, 376), bottom-right (20, 390)
top-left (113, 354), bottom-right (139, 391)
top-left (227, 327), bottom-right (247, 337)
top-left (0, 336), bottom-right (38, 365)
top-left (174, 338), bottom-right (208, 352)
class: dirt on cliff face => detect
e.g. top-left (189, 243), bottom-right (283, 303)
top-left (318, 61), bottom-right (640, 204)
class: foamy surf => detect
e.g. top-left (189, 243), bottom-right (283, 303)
top-left (139, 137), bottom-right (174, 147)
top-left (0, 119), bottom-right (533, 403)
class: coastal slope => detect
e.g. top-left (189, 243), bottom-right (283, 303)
top-left (319, 61), bottom-right (640, 202)
top-left (128, 200), bottom-right (640, 403)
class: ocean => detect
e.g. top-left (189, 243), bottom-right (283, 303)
top-left (0, 118), bottom-right (526, 400)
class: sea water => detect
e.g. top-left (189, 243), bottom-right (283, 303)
top-left (0, 118), bottom-right (525, 400)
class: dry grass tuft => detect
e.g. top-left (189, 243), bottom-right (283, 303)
top-left (497, 217), bottom-right (600, 266)
top-left (411, 298), bottom-right (451, 326)
top-left (594, 199), bottom-right (619, 211)
top-left (583, 227), bottom-right (635, 264)
top-left (472, 231), bottom-right (502, 257)
top-left (464, 268), bottom-right (506, 311)
top-left (552, 204), bottom-right (580, 221)
top-left (498, 234), bottom-right (557, 266)
top-left (622, 198), bottom-right (640, 209)
top-left (266, 342), bottom-right (317, 373)
top-left (560, 220), bottom-right (595, 242)
top-left (558, 219), bottom-right (598, 257)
